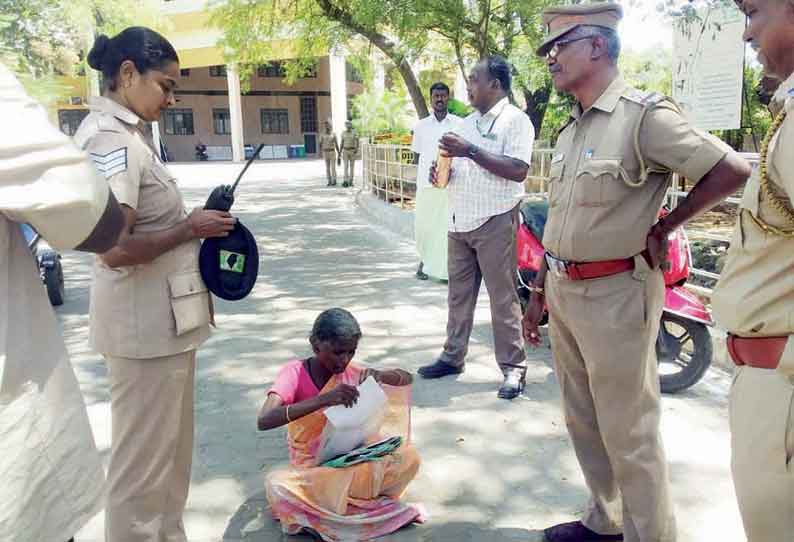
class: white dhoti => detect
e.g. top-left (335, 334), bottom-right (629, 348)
top-left (414, 186), bottom-right (449, 280)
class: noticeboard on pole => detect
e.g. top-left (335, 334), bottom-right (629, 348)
top-left (672, 5), bottom-right (746, 131)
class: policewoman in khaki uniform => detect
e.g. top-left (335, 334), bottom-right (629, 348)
top-left (75, 28), bottom-right (236, 542)
top-left (340, 120), bottom-right (359, 187)
top-left (319, 121), bottom-right (340, 186)
top-left (712, 1), bottom-right (794, 540)
top-left (522, 5), bottom-right (751, 542)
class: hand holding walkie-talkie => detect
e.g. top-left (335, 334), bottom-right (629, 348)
top-left (198, 143), bottom-right (264, 301)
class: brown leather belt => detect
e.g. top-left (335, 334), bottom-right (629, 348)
top-left (726, 334), bottom-right (787, 370)
top-left (545, 253), bottom-right (634, 281)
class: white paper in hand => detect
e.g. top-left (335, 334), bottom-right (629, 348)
top-left (318, 376), bottom-right (388, 463)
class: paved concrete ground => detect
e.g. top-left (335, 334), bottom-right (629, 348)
top-left (65, 160), bottom-right (745, 542)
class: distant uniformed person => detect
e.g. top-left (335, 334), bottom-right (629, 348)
top-left (522, 4), bottom-right (751, 542)
top-left (340, 120), bottom-right (359, 187)
top-left (319, 121), bottom-right (340, 186)
top-left (712, 1), bottom-right (794, 540)
top-left (75, 27), bottom-right (236, 542)
top-left (0, 64), bottom-right (124, 542)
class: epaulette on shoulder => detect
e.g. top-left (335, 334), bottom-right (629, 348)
top-left (622, 88), bottom-right (667, 107)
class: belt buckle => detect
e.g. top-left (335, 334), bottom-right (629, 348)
top-left (545, 253), bottom-right (568, 279)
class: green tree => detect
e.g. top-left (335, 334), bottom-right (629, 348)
top-left (0, 0), bottom-right (163, 101)
top-left (212, 0), bottom-right (431, 118)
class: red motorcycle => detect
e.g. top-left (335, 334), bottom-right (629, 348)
top-left (516, 199), bottom-right (713, 394)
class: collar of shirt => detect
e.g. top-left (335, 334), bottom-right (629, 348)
top-left (88, 96), bottom-right (143, 128)
top-left (771, 71), bottom-right (794, 113)
top-left (570, 76), bottom-right (627, 120)
top-left (430, 112), bottom-right (454, 124)
top-left (474, 96), bottom-right (510, 123)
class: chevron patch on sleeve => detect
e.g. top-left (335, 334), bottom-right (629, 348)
top-left (90, 147), bottom-right (128, 179)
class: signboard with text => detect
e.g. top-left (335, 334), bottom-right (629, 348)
top-left (672, 5), bottom-right (746, 131)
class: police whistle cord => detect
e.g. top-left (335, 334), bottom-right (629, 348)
top-left (204, 143), bottom-right (266, 212)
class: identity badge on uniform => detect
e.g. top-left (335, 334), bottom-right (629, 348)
top-left (584, 149), bottom-right (594, 159)
top-left (220, 250), bottom-right (245, 273)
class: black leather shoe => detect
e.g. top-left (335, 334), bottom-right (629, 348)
top-left (497, 369), bottom-right (526, 399)
top-left (418, 360), bottom-right (464, 379)
top-left (415, 270), bottom-right (429, 280)
top-left (544, 521), bottom-right (623, 541)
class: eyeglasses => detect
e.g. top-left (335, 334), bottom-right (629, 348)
top-left (547, 35), bottom-right (596, 59)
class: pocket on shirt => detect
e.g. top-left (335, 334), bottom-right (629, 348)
top-left (168, 270), bottom-right (210, 336)
top-left (574, 158), bottom-right (628, 208)
top-left (548, 161), bottom-right (565, 208)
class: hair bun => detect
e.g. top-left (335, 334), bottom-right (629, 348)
top-left (87, 35), bottom-right (111, 70)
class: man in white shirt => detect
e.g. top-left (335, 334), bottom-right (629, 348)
top-left (418, 55), bottom-right (535, 399)
top-left (0, 64), bottom-right (125, 542)
top-left (411, 82), bottom-right (463, 281)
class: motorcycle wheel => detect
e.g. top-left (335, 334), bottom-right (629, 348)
top-left (656, 313), bottom-right (712, 394)
top-left (44, 260), bottom-right (65, 306)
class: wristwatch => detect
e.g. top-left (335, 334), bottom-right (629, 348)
top-left (467, 144), bottom-right (479, 159)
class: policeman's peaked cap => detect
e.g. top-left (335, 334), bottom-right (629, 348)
top-left (536, 2), bottom-right (624, 57)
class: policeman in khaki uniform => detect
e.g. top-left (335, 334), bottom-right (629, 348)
top-left (712, 1), bottom-right (794, 539)
top-left (319, 121), bottom-right (340, 186)
top-left (0, 64), bottom-right (124, 542)
top-left (76, 27), bottom-right (236, 542)
top-left (522, 4), bottom-right (751, 542)
top-left (340, 120), bottom-right (359, 187)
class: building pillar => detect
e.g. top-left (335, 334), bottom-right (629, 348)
top-left (151, 121), bottom-right (162, 161)
top-left (328, 49), bottom-right (347, 141)
top-left (226, 64), bottom-right (245, 162)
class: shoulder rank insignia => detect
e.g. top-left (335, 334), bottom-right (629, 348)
top-left (90, 147), bottom-right (128, 179)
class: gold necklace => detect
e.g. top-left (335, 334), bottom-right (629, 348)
top-left (747, 108), bottom-right (794, 237)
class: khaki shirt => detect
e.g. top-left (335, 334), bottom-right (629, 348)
top-left (0, 64), bottom-right (105, 540)
top-left (74, 97), bottom-right (210, 359)
top-left (319, 132), bottom-right (338, 154)
top-left (712, 72), bottom-right (794, 376)
top-left (543, 77), bottom-right (729, 262)
top-left (341, 130), bottom-right (358, 152)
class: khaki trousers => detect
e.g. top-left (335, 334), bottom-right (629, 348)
top-left (440, 205), bottom-right (526, 372)
top-left (342, 150), bottom-right (356, 183)
top-left (323, 152), bottom-right (337, 184)
top-left (104, 351), bottom-right (196, 542)
top-left (546, 260), bottom-right (676, 542)
top-left (730, 366), bottom-right (794, 541)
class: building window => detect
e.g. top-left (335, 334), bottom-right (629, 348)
top-left (213, 108), bottom-right (231, 135)
top-left (58, 109), bottom-right (88, 136)
top-left (163, 108), bottom-right (195, 135)
top-left (209, 65), bottom-right (227, 77)
top-left (260, 109), bottom-right (289, 134)
top-left (180, 68), bottom-right (191, 77)
top-left (258, 61), bottom-right (286, 78)
top-left (346, 62), bottom-right (363, 83)
top-left (300, 96), bottom-right (317, 133)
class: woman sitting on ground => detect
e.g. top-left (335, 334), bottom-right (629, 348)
top-left (258, 308), bottom-right (424, 541)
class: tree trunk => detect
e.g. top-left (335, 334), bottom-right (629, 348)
top-left (315, 0), bottom-right (429, 118)
top-left (522, 83), bottom-right (551, 137)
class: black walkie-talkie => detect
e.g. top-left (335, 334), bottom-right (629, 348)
top-left (204, 143), bottom-right (265, 211)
